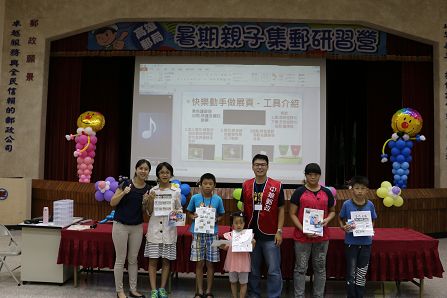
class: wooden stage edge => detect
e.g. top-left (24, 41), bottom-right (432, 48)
top-left (32, 179), bottom-right (447, 234)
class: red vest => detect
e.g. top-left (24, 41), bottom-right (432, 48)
top-left (243, 177), bottom-right (281, 235)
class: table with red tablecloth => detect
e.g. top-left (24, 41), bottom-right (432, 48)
top-left (57, 224), bottom-right (443, 282)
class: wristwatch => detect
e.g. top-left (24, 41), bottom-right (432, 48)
top-left (277, 228), bottom-right (282, 234)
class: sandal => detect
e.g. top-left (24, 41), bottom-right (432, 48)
top-left (193, 294), bottom-right (203, 298)
top-left (205, 294), bottom-right (214, 298)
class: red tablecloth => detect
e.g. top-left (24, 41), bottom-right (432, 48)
top-left (57, 224), bottom-right (444, 281)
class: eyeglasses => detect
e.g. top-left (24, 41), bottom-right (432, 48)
top-left (253, 163), bottom-right (268, 168)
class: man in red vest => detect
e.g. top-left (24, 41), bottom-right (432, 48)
top-left (242, 154), bottom-right (284, 298)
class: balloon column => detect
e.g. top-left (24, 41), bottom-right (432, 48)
top-left (376, 181), bottom-right (403, 207)
top-left (380, 108), bottom-right (425, 188)
top-left (66, 111), bottom-right (105, 183)
top-left (94, 176), bottom-right (119, 202)
top-left (171, 179), bottom-right (190, 206)
top-left (232, 188), bottom-right (243, 211)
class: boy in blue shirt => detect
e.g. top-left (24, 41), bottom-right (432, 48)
top-left (338, 176), bottom-right (377, 298)
top-left (187, 173), bottom-right (225, 298)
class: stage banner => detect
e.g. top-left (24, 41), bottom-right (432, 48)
top-left (88, 22), bottom-right (386, 55)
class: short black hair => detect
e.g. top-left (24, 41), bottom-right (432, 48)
top-left (230, 211), bottom-right (245, 222)
top-left (350, 176), bottom-right (369, 188)
top-left (252, 154), bottom-right (269, 165)
top-left (199, 173), bottom-right (216, 185)
top-left (304, 163), bottom-right (321, 175)
top-left (156, 162), bottom-right (174, 178)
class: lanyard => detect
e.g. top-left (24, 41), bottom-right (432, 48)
top-left (201, 194), bottom-right (213, 208)
top-left (253, 180), bottom-right (267, 204)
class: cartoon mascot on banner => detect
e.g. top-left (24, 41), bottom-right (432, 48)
top-left (380, 108), bottom-right (425, 188)
top-left (66, 111), bottom-right (105, 183)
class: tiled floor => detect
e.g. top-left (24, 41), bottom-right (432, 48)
top-left (0, 230), bottom-right (445, 297)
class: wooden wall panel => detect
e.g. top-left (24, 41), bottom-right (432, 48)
top-left (32, 180), bottom-right (447, 233)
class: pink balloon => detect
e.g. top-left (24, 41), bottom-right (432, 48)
top-left (87, 164), bottom-right (93, 170)
top-left (80, 174), bottom-right (86, 179)
top-left (84, 169), bottom-right (92, 175)
top-left (82, 178), bottom-right (90, 183)
top-left (78, 135), bottom-right (88, 145)
top-left (80, 151), bottom-right (88, 158)
top-left (98, 181), bottom-right (106, 189)
top-left (75, 143), bottom-right (83, 150)
top-left (77, 157), bottom-right (83, 163)
top-left (88, 151), bottom-right (96, 158)
top-left (84, 157), bottom-right (92, 164)
top-left (79, 163), bottom-right (87, 170)
top-left (329, 186), bottom-right (337, 197)
top-left (77, 169), bottom-right (83, 175)
top-left (90, 136), bottom-right (97, 144)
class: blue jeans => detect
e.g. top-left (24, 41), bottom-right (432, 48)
top-left (345, 244), bottom-right (371, 298)
top-left (248, 240), bottom-right (282, 298)
top-left (293, 241), bottom-right (329, 298)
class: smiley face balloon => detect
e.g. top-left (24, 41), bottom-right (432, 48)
top-left (391, 108), bottom-right (423, 137)
top-left (77, 111), bottom-right (105, 132)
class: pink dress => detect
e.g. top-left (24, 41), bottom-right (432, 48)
top-left (223, 231), bottom-right (251, 273)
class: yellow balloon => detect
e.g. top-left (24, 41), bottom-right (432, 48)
top-left (394, 196), bottom-right (404, 207)
top-left (391, 108), bottom-right (423, 137)
top-left (77, 111), bottom-right (105, 132)
top-left (376, 187), bottom-right (389, 199)
top-left (171, 183), bottom-right (180, 189)
top-left (237, 201), bottom-right (243, 211)
top-left (383, 196), bottom-right (394, 207)
top-left (380, 181), bottom-right (392, 189)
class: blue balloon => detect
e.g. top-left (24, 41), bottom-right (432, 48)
top-left (390, 156), bottom-right (396, 162)
top-left (171, 179), bottom-right (181, 185)
top-left (392, 162), bottom-right (400, 169)
top-left (394, 174), bottom-right (401, 181)
top-left (402, 184), bottom-right (407, 189)
top-left (391, 147), bottom-right (400, 156)
top-left (405, 140), bottom-right (414, 148)
top-left (402, 147), bottom-right (411, 156)
top-left (180, 194), bottom-right (187, 206)
top-left (396, 155), bottom-right (405, 163)
top-left (406, 156), bottom-right (412, 162)
top-left (397, 181), bottom-right (404, 187)
top-left (180, 183), bottom-right (191, 196)
top-left (401, 162), bottom-right (410, 169)
top-left (401, 175), bottom-right (408, 181)
top-left (396, 139), bottom-right (406, 149)
top-left (404, 169), bottom-right (410, 175)
top-left (388, 140), bottom-right (396, 148)
top-left (397, 169), bottom-right (404, 175)
top-left (392, 169), bottom-right (397, 174)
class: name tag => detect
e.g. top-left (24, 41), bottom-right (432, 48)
top-left (254, 204), bottom-right (262, 211)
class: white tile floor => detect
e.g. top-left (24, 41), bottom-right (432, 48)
top-left (1, 230), bottom-right (446, 297)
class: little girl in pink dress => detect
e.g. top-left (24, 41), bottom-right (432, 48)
top-left (220, 211), bottom-right (255, 298)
